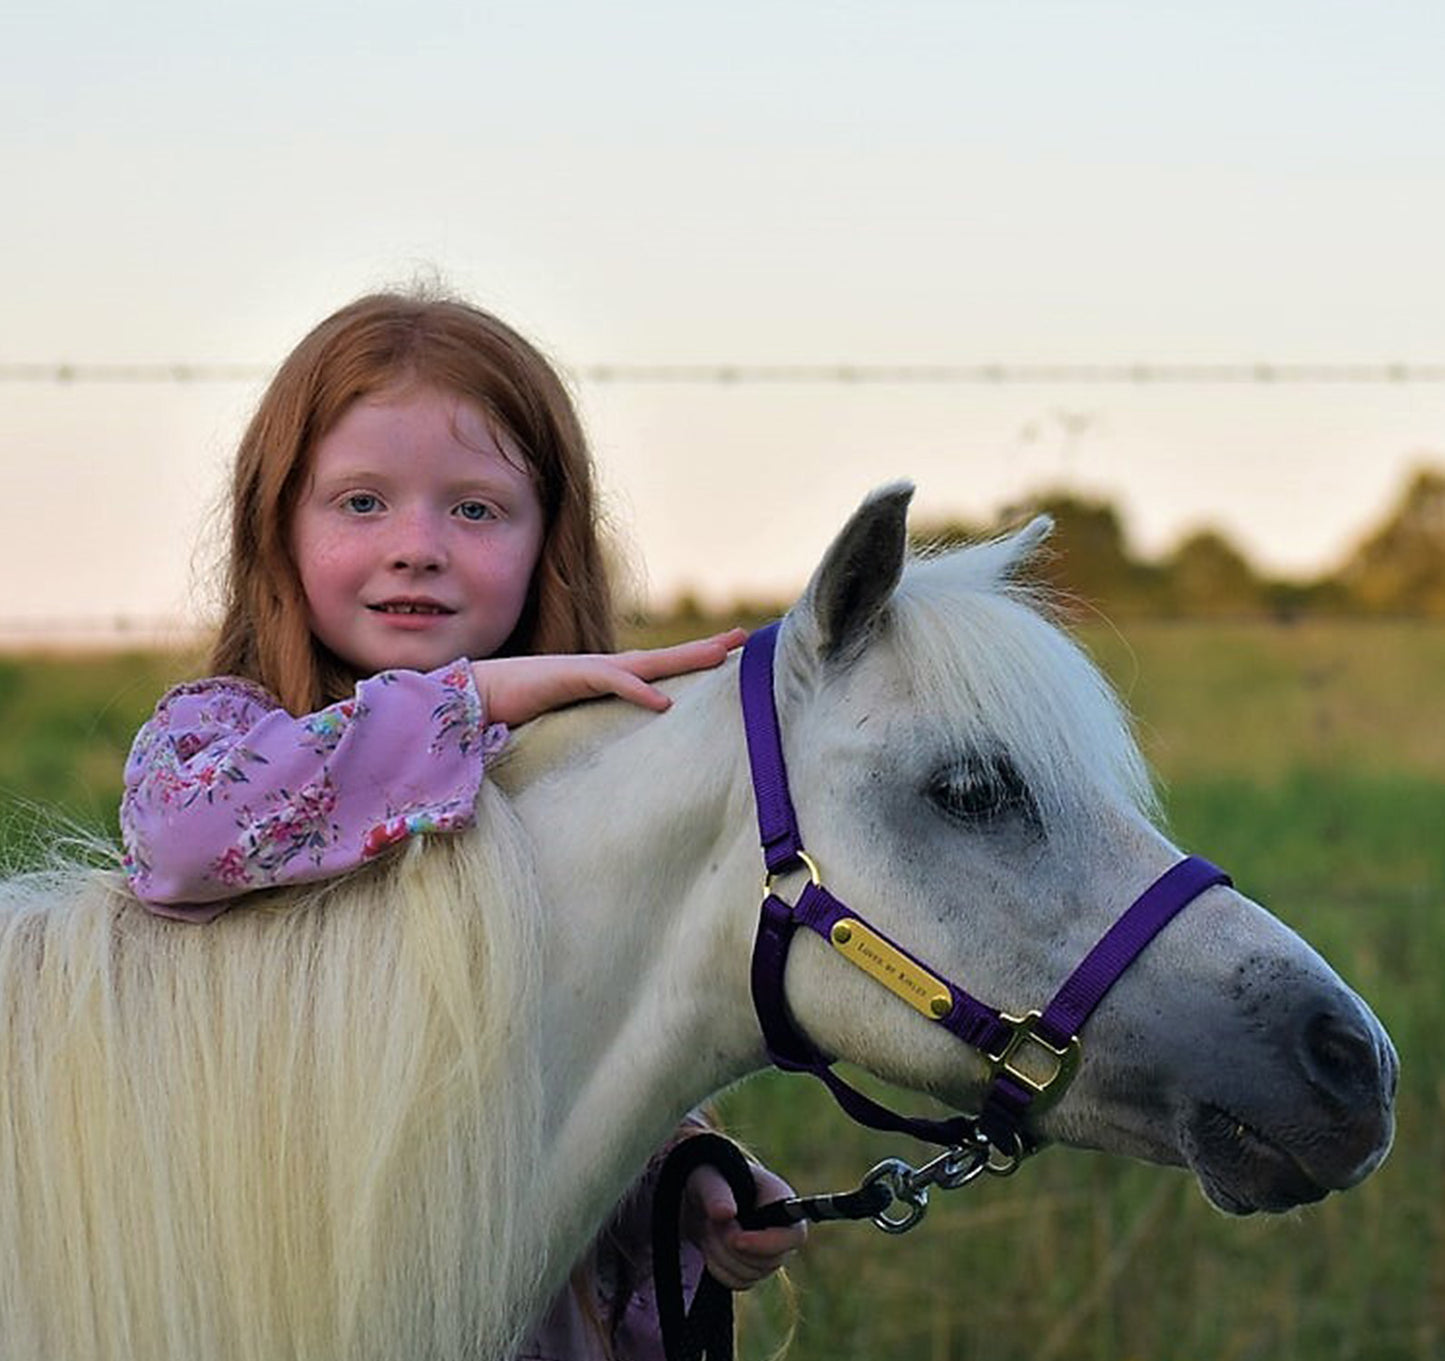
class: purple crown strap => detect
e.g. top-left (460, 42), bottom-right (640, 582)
top-left (740, 624), bottom-right (806, 873)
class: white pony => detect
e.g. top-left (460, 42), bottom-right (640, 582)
top-left (0, 486), bottom-right (1396, 1360)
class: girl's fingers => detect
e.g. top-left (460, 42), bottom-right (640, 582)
top-left (600, 668), bottom-right (673, 712)
top-left (616, 629), bottom-right (750, 681)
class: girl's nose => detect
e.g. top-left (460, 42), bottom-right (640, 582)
top-left (387, 510), bottom-right (448, 572)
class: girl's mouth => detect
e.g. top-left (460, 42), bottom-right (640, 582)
top-left (368, 602), bottom-right (456, 616)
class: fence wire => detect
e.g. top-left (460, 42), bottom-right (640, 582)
top-left (3, 362), bottom-right (1445, 385)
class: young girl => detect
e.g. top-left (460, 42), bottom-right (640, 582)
top-left (119, 290), bottom-right (804, 1359)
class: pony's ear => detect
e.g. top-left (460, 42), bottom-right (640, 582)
top-left (799, 482), bottom-right (914, 660)
top-left (1000, 514), bottom-right (1054, 573)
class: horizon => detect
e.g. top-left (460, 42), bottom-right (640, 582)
top-left (2, 450), bottom-right (1436, 649)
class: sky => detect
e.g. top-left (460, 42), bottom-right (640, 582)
top-left (3, 0), bottom-right (1444, 640)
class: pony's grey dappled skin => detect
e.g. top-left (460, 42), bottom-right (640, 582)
top-left (0, 485), bottom-right (1396, 1361)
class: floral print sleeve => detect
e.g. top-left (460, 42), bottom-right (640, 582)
top-left (120, 661), bottom-right (507, 921)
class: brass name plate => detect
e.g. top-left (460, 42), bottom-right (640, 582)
top-left (829, 918), bottom-right (953, 1020)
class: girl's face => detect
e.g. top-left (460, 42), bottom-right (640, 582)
top-left (291, 384), bottom-right (545, 677)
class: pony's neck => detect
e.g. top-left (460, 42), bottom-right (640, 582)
top-left (495, 659), bottom-right (767, 1253)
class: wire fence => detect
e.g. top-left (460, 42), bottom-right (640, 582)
top-left (4, 362), bottom-right (1445, 385)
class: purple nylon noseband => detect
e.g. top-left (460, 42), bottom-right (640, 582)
top-left (741, 621), bottom-right (1231, 1157)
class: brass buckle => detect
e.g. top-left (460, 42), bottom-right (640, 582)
top-left (986, 1011), bottom-right (1082, 1110)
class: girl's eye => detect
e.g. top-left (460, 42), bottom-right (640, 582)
top-left (455, 500), bottom-right (495, 523)
top-left (342, 493), bottom-right (382, 515)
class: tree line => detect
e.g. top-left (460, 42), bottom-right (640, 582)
top-left (652, 462), bottom-right (1445, 628)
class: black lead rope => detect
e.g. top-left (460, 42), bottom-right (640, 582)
top-left (651, 1133), bottom-right (894, 1361)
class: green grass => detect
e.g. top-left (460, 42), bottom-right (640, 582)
top-left (1080, 618), bottom-right (1445, 784)
top-left (1, 620), bottom-right (1441, 1358)
top-left (0, 649), bottom-right (195, 867)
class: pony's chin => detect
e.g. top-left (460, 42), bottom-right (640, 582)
top-left (1181, 1104), bottom-right (1330, 1215)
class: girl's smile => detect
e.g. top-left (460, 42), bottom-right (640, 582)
top-left (290, 384), bottom-right (545, 676)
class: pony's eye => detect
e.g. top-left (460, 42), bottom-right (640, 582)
top-left (926, 755), bottom-right (1038, 830)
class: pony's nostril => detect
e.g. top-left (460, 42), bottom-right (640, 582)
top-left (1302, 1009), bottom-right (1385, 1106)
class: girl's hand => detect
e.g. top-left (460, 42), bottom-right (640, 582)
top-left (681, 1161), bottom-right (808, 1291)
top-left (471, 629), bottom-right (749, 726)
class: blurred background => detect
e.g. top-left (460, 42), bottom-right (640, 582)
top-left (2, 1), bottom-right (1442, 1356)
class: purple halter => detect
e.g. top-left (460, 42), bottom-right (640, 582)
top-left (741, 621), bottom-right (1230, 1160)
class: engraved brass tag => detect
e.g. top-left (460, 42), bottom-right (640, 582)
top-left (829, 918), bottom-right (953, 1020)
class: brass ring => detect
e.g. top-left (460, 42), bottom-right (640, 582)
top-left (763, 849), bottom-right (823, 898)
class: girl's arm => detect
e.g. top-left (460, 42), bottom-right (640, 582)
top-left (120, 663), bottom-right (496, 916)
top-left (121, 631), bottom-right (749, 917)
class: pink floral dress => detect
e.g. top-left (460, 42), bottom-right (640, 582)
top-left (120, 659), bottom-right (703, 1357)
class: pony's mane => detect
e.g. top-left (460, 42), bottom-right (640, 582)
top-left (887, 535), bottom-right (1159, 837)
top-left (0, 781), bottom-right (549, 1361)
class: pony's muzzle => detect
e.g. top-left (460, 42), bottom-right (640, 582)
top-left (1178, 968), bottom-right (1396, 1214)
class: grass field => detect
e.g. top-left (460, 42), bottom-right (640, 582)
top-left (0, 620), bottom-right (1440, 1359)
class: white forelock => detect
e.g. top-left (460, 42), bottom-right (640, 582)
top-left (886, 533), bottom-right (1159, 835)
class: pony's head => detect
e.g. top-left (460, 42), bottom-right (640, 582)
top-left (763, 483), bottom-right (1396, 1213)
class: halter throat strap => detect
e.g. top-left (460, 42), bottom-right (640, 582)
top-left (740, 621), bottom-right (1230, 1155)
